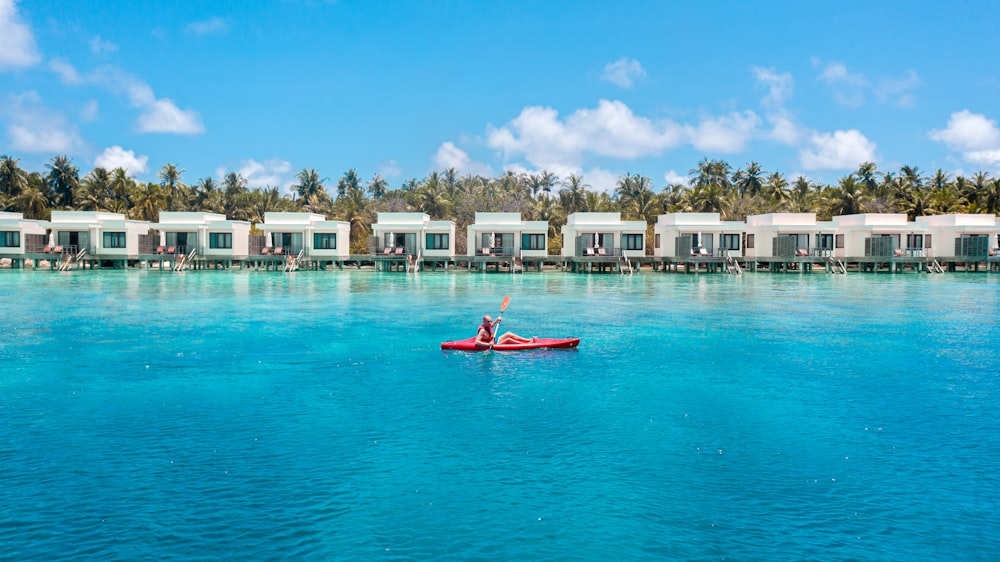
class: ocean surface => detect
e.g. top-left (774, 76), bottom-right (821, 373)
top-left (1, 269), bottom-right (998, 561)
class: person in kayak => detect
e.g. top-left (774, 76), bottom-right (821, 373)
top-left (477, 314), bottom-right (533, 346)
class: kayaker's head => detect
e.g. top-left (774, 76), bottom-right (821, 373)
top-left (483, 314), bottom-right (492, 324)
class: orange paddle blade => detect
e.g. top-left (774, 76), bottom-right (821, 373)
top-left (500, 295), bottom-right (510, 312)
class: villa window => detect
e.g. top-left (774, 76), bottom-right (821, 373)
top-left (0, 231), bottom-right (20, 248)
top-left (521, 233), bottom-right (546, 250)
top-left (425, 233), bottom-right (449, 250)
top-left (746, 234), bottom-right (755, 249)
top-left (722, 234), bottom-right (740, 251)
top-left (654, 233), bottom-right (660, 249)
top-left (906, 234), bottom-right (923, 249)
top-left (835, 234), bottom-right (845, 249)
top-left (314, 233), bottom-right (336, 250)
top-left (925, 234), bottom-right (932, 248)
top-left (622, 234), bottom-right (643, 251)
top-left (102, 232), bottom-right (126, 249)
top-left (209, 232), bottom-right (232, 249)
top-left (817, 233), bottom-right (834, 250)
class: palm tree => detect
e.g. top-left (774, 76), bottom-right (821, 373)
top-left (131, 182), bottom-right (164, 222)
top-left (984, 178), bottom-right (1000, 216)
top-left (46, 155), bottom-right (79, 208)
top-left (16, 184), bottom-right (49, 219)
top-left (413, 180), bottom-right (452, 219)
top-left (690, 158), bottom-right (732, 191)
top-left (78, 167), bottom-right (111, 211)
top-left (294, 168), bottom-right (328, 202)
top-left (735, 161), bottom-right (765, 197)
top-left (559, 175), bottom-right (589, 215)
top-left (158, 163), bottom-right (187, 211)
top-left (828, 175), bottom-right (868, 216)
top-left (111, 167), bottom-right (135, 210)
top-left (855, 161), bottom-right (880, 196)
top-left (367, 174), bottom-right (388, 199)
top-left (336, 168), bottom-right (362, 198)
top-left (0, 156), bottom-right (28, 198)
top-left (333, 186), bottom-right (373, 253)
top-left (222, 172), bottom-right (248, 219)
top-left (614, 173), bottom-right (655, 221)
top-left (191, 177), bottom-right (218, 210)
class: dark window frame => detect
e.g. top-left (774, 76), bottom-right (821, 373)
top-left (209, 232), bottom-right (233, 249)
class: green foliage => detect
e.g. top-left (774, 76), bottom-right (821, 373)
top-left (7, 155), bottom-right (1000, 254)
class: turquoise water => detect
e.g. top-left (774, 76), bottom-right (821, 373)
top-left (1, 270), bottom-right (998, 560)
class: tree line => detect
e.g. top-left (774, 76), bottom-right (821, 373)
top-left (2, 155), bottom-right (999, 255)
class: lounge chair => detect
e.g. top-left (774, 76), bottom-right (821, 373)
top-left (383, 247), bottom-right (392, 255)
top-left (699, 247), bottom-right (711, 256)
top-left (166, 246), bottom-right (176, 254)
top-left (894, 248), bottom-right (904, 257)
top-left (43, 246), bottom-right (51, 254)
top-left (480, 247), bottom-right (492, 255)
top-left (273, 247), bottom-right (284, 256)
top-left (597, 247), bottom-right (608, 256)
top-left (53, 245), bottom-right (63, 254)
top-left (584, 248), bottom-right (595, 256)
top-left (155, 246), bottom-right (165, 254)
top-left (394, 247), bottom-right (405, 255)
top-left (261, 246), bottom-right (271, 255)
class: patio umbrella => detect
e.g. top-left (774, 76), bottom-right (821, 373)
top-left (48, 232), bottom-right (55, 248)
top-left (159, 231), bottom-right (166, 246)
top-left (490, 232), bottom-right (496, 249)
top-left (593, 233), bottom-right (598, 249)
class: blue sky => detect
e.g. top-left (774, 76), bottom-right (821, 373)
top-left (2, 0), bottom-right (999, 193)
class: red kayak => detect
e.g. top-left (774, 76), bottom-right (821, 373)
top-left (441, 337), bottom-right (580, 351)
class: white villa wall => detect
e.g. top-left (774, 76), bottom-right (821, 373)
top-left (561, 212), bottom-right (646, 257)
top-left (0, 212), bottom-right (46, 255)
top-left (372, 213), bottom-right (455, 259)
top-left (653, 213), bottom-right (745, 258)
top-left (260, 212), bottom-right (350, 259)
top-left (916, 214), bottom-right (1000, 258)
top-left (466, 212), bottom-right (548, 257)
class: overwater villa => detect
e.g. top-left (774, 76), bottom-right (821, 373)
top-left (370, 212), bottom-right (455, 271)
top-left (256, 212), bottom-right (351, 271)
top-left (830, 214), bottom-right (931, 272)
top-left (148, 212), bottom-right (250, 271)
top-left (466, 212), bottom-right (550, 272)
top-left (560, 212), bottom-right (646, 273)
top-left (0, 211), bottom-right (47, 269)
top-left (742, 213), bottom-right (838, 272)
top-left (37, 211), bottom-right (150, 270)
top-left (916, 214), bottom-right (1000, 271)
top-left (653, 213), bottom-right (746, 273)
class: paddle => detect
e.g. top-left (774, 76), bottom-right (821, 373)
top-left (494, 295), bottom-right (510, 344)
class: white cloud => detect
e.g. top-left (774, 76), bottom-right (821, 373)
top-left (753, 66), bottom-right (793, 109)
top-left (186, 17), bottom-right (228, 35)
top-left (49, 59), bottom-right (83, 84)
top-left (876, 70), bottom-right (920, 107)
top-left (433, 141), bottom-right (494, 176)
top-left (929, 110), bottom-right (1000, 169)
top-left (818, 62), bottom-right (866, 86)
top-left (3, 91), bottom-right (85, 153)
top-left (80, 99), bottom-right (99, 121)
top-left (928, 110), bottom-right (1000, 152)
top-left (218, 158), bottom-right (294, 189)
top-left (487, 100), bottom-right (687, 170)
top-left (378, 159), bottom-right (402, 178)
top-left (90, 35), bottom-right (118, 54)
top-left (689, 111), bottom-right (761, 153)
top-left (0, 0), bottom-right (41, 70)
top-left (54, 64), bottom-right (205, 135)
top-left (964, 150), bottom-right (1000, 168)
top-left (601, 57), bottom-right (646, 89)
top-left (766, 114), bottom-right (805, 145)
top-left (799, 129), bottom-right (876, 170)
top-left (582, 168), bottom-right (619, 193)
top-left (136, 98), bottom-right (205, 134)
top-left (94, 146), bottom-right (148, 174)
top-left (752, 66), bottom-right (805, 146)
top-left (663, 170), bottom-right (689, 187)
